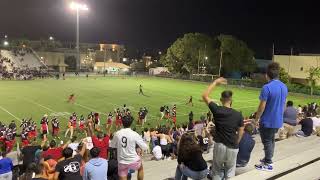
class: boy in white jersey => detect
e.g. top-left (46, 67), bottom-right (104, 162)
top-left (112, 115), bottom-right (147, 180)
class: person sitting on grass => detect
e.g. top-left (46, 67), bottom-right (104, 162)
top-left (296, 111), bottom-right (314, 137)
top-left (236, 123), bottom-right (256, 167)
top-left (175, 133), bottom-right (208, 180)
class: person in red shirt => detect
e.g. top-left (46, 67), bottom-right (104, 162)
top-left (42, 139), bottom-right (70, 161)
top-left (87, 123), bottom-right (110, 159)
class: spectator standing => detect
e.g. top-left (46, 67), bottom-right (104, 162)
top-left (254, 62), bottom-right (288, 171)
top-left (0, 151), bottom-right (13, 179)
top-left (21, 139), bottom-right (46, 174)
top-left (236, 124), bottom-right (256, 167)
top-left (202, 77), bottom-right (244, 179)
top-left (112, 115), bottom-right (147, 180)
top-left (42, 140), bottom-right (70, 161)
top-left (283, 101), bottom-right (298, 126)
top-left (175, 133), bottom-right (208, 180)
top-left (53, 141), bottom-right (86, 180)
top-left (87, 123), bottom-right (110, 159)
top-left (83, 147), bottom-right (108, 180)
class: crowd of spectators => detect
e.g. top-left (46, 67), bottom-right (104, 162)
top-left (1, 63), bottom-right (320, 180)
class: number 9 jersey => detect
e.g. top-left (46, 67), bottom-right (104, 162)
top-left (111, 128), bottom-right (148, 164)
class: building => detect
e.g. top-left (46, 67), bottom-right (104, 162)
top-left (96, 44), bottom-right (125, 63)
top-left (94, 61), bottom-right (130, 74)
top-left (274, 54), bottom-right (320, 84)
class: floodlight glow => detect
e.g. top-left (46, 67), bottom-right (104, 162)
top-left (70, 2), bottom-right (89, 11)
top-left (205, 56), bottom-right (208, 60)
top-left (49, 36), bottom-right (54, 40)
top-left (3, 41), bottom-right (9, 46)
top-left (4, 35), bottom-right (7, 39)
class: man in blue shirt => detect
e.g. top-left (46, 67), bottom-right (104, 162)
top-left (254, 62), bottom-right (288, 171)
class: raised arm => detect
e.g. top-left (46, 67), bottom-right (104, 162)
top-left (62, 140), bottom-right (71, 149)
top-left (202, 77), bottom-right (227, 105)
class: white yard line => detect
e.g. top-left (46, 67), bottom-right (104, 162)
top-left (74, 103), bottom-right (108, 116)
top-left (0, 105), bottom-right (21, 122)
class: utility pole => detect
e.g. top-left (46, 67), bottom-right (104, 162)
top-left (104, 47), bottom-right (106, 77)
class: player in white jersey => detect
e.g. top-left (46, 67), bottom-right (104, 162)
top-left (112, 115), bottom-right (147, 180)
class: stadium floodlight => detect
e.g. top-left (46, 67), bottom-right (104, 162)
top-left (3, 41), bottom-right (9, 46)
top-left (205, 56), bottom-right (208, 60)
top-left (70, 2), bottom-right (89, 11)
top-left (70, 1), bottom-right (89, 71)
top-left (49, 36), bottom-right (54, 41)
top-left (4, 35), bottom-right (7, 39)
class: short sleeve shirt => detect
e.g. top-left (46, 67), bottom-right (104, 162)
top-left (208, 102), bottom-right (244, 149)
top-left (55, 154), bottom-right (82, 180)
top-left (92, 135), bottom-right (110, 159)
top-left (260, 79), bottom-right (288, 128)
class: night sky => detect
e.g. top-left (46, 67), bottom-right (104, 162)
top-left (0, 0), bottom-right (319, 58)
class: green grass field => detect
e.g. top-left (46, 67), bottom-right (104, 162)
top-left (0, 76), bottom-right (315, 134)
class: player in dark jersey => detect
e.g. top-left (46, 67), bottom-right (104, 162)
top-left (139, 84), bottom-right (144, 95)
top-left (40, 114), bottom-right (49, 140)
top-left (186, 96), bottom-right (193, 106)
top-left (51, 117), bottom-right (60, 137)
top-left (165, 106), bottom-right (170, 119)
top-left (172, 109), bottom-right (177, 125)
top-left (93, 112), bottom-right (100, 131)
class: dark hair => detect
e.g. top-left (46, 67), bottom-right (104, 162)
top-left (267, 62), bottom-right (280, 79)
top-left (221, 90), bottom-right (233, 101)
top-left (144, 127), bottom-right (149, 132)
top-left (287, 101), bottom-right (293, 107)
top-left (122, 115), bottom-right (133, 128)
top-left (97, 132), bottom-right (104, 139)
top-left (178, 133), bottom-right (202, 160)
top-left (90, 147), bottom-right (100, 158)
top-left (71, 136), bottom-right (77, 142)
top-left (244, 123), bottom-right (254, 135)
top-left (50, 140), bottom-right (56, 148)
top-left (27, 163), bottom-right (43, 175)
top-left (62, 147), bottom-right (73, 159)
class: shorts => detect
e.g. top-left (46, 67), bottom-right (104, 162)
top-left (42, 130), bottom-right (47, 135)
top-left (79, 125), bottom-right (84, 130)
top-left (107, 119), bottom-right (112, 125)
top-left (116, 120), bottom-right (122, 126)
top-left (118, 159), bottom-right (142, 177)
top-left (53, 128), bottom-right (59, 135)
top-left (172, 117), bottom-right (177, 123)
top-left (22, 139), bottom-right (29, 146)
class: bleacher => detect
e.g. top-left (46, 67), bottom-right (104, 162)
top-left (132, 135), bottom-right (320, 180)
top-left (0, 49), bottom-right (43, 69)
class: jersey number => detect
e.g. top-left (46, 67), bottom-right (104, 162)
top-left (121, 137), bottom-right (128, 148)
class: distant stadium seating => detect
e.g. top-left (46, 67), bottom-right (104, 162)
top-left (0, 48), bottom-right (44, 69)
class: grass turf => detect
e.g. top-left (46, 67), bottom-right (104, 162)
top-left (0, 76), bottom-right (315, 136)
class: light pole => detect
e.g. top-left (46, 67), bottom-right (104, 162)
top-left (70, 1), bottom-right (88, 72)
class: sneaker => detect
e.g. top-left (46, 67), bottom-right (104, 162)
top-left (255, 163), bottom-right (273, 172)
top-left (259, 159), bottom-right (273, 166)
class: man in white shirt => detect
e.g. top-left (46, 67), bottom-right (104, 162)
top-left (112, 115), bottom-right (147, 180)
